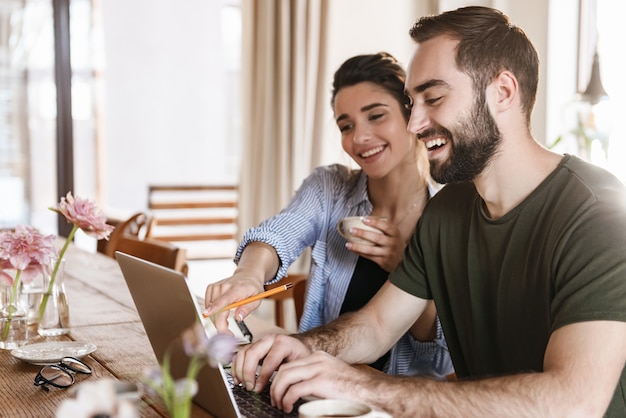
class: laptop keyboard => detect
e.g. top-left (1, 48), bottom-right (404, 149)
top-left (227, 373), bottom-right (301, 417)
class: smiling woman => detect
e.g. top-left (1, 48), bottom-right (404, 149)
top-left (203, 52), bottom-right (453, 379)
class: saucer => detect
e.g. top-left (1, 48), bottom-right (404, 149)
top-left (11, 341), bottom-right (97, 365)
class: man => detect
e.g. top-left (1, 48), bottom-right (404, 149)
top-left (233, 6), bottom-right (626, 417)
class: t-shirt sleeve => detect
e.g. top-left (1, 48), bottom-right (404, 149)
top-left (550, 197), bottom-right (626, 330)
top-left (389, 218), bottom-right (432, 300)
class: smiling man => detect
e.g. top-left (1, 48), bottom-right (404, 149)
top-left (231, 7), bottom-right (626, 417)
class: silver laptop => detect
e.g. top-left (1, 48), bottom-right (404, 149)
top-left (115, 251), bottom-right (300, 418)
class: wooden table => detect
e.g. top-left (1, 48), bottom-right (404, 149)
top-left (0, 243), bottom-right (279, 417)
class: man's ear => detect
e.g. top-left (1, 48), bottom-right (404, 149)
top-left (490, 70), bottom-right (518, 112)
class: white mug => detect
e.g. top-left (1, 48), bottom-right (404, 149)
top-left (298, 399), bottom-right (391, 418)
top-left (337, 216), bottom-right (384, 246)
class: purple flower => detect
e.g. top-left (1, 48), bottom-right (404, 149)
top-left (140, 367), bottom-right (164, 398)
top-left (205, 333), bottom-right (239, 367)
top-left (181, 322), bottom-right (238, 367)
top-left (144, 323), bottom-right (238, 417)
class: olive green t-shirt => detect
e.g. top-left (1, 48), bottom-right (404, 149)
top-left (390, 155), bottom-right (626, 416)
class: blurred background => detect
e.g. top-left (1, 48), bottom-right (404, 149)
top-left (1, 0), bottom-right (625, 323)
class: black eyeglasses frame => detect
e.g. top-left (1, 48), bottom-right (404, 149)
top-left (34, 356), bottom-right (92, 391)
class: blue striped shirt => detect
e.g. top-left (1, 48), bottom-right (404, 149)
top-left (235, 164), bottom-right (453, 377)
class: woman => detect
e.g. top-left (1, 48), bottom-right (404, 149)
top-left (204, 52), bottom-right (452, 377)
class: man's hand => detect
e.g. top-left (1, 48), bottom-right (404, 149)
top-left (270, 351), bottom-right (380, 413)
top-left (232, 333), bottom-right (312, 392)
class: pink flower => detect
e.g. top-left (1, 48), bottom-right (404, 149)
top-left (1, 226), bottom-right (57, 340)
top-left (40, 192), bottom-right (114, 323)
top-left (1, 262), bottom-right (47, 287)
top-left (0, 259), bottom-right (14, 286)
top-left (0, 226), bottom-right (57, 272)
top-left (50, 192), bottom-right (114, 240)
top-left (21, 263), bottom-right (50, 285)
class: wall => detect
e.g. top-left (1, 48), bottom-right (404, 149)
top-left (99, 0), bottom-right (433, 215)
top-left (318, 0), bottom-right (433, 166)
top-left (100, 0), bottom-right (236, 214)
top-left (439, 0), bottom-right (576, 147)
top-left (99, 0), bottom-right (578, 216)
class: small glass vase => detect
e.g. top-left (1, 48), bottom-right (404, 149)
top-left (19, 265), bottom-right (49, 328)
top-left (38, 259), bottom-right (71, 336)
top-left (0, 280), bottom-right (28, 350)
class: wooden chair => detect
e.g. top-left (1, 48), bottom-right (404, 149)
top-left (265, 274), bottom-right (307, 328)
top-left (292, 277), bottom-right (307, 325)
top-left (98, 212), bottom-right (149, 256)
top-left (99, 212), bottom-right (188, 276)
top-left (111, 235), bottom-right (189, 276)
top-left (145, 185), bottom-right (238, 260)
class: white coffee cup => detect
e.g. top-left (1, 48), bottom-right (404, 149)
top-left (337, 216), bottom-right (384, 246)
top-left (298, 399), bottom-right (391, 418)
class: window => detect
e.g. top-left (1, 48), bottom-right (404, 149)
top-left (0, 0), bottom-right (244, 240)
top-left (596, 0), bottom-right (626, 181)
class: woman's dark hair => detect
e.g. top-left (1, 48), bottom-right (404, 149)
top-left (409, 6), bottom-right (539, 126)
top-left (331, 52), bottom-right (410, 122)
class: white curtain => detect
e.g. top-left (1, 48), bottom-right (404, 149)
top-left (238, 0), bottom-right (329, 235)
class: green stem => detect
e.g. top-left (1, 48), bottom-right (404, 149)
top-left (183, 356), bottom-right (202, 416)
top-left (166, 351), bottom-right (203, 417)
top-left (161, 353), bottom-right (175, 413)
top-left (2, 269), bottom-right (22, 340)
top-left (38, 224), bottom-right (78, 321)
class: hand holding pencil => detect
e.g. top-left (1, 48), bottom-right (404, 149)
top-left (203, 282), bottom-right (293, 318)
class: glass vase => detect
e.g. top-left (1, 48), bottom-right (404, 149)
top-left (38, 259), bottom-right (71, 336)
top-left (19, 264), bottom-right (49, 328)
top-left (0, 279), bottom-right (28, 349)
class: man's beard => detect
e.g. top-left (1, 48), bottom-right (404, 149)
top-left (421, 96), bottom-right (502, 184)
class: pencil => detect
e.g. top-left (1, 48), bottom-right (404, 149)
top-left (204, 283), bottom-right (294, 316)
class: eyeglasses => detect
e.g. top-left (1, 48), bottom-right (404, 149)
top-left (34, 356), bottom-right (92, 391)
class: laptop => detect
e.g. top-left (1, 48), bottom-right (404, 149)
top-left (116, 251), bottom-right (300, 417)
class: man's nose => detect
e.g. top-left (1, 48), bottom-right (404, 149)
top-left (407, 105), bottom-right (429, 135)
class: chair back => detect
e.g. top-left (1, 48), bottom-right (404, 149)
top-left (98, 212), bottom-right (149, 256)
top-left (292, 277), bottom-right (307, 325)
top-left (145, 185), bottom-right (238, 260)
top-left (266, 274), bottom-right (307, 329)
top-left (98, 212), bottom-right (188, 275)
top-left (113, 235), bottom-right (188, 276)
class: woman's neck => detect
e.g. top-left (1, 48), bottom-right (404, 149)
top-left (367, 168), bottom-right (429, 225)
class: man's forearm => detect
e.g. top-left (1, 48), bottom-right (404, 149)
top-left (295, 311), bottom-right (394, 364)
top-left (294, 282), bottom-right (424, 364)
top-left (357, 371), bottom-right (603, 418)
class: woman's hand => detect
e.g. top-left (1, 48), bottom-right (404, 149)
top-left (344, 216), bottom-right (407, 272)
top-left (203, 271), bottom-right (266, 333)
top-left (204, 241), bottom-right (280, 333)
